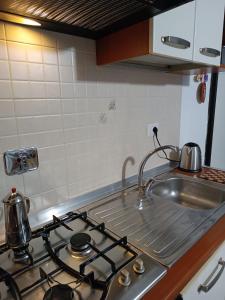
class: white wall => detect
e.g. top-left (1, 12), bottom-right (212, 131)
top-left (211, 72), bottom-right (225, 169)
top-left (179, 74), bottom-right (211, 161)
top-left (0, 21), bottom-right (183, 221)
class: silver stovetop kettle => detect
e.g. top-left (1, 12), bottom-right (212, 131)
top-left (3, 187), bottom-right (32, 249)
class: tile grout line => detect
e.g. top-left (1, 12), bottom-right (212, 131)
top-left (3, 22), bottom-right (27, 193)
top-left (56, 39), bottom-right (71, 201)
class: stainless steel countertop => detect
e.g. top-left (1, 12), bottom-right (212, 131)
top-left (82, 171), bottom-right (225, 266)
top-left (1, 163), bottom-right (225, 300)
top-left (0, 163), bottom-right (175, 243)
top-left (2, 163), bottom-right (225, 268)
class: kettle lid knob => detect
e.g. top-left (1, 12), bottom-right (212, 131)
top-left (3, 187), bottom-right (24, 204)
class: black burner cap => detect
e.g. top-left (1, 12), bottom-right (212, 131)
top-left (43, 284), bottom-right (73, 300)
top-left (70, 233), bottom-right (91, 252)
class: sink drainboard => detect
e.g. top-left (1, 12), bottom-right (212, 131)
top-left (84, 186), bottom-right (216, 266)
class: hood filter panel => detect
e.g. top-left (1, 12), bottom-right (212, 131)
top-left (0, 0), bottom-right (192, 38)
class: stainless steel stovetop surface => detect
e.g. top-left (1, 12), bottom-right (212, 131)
top-left (0, 212), bottom-right (166, 300)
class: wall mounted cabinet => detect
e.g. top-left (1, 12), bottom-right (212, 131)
top-left (96, 0), bottom-right (225, 71)
top-left (193, 0), bottom-right (225, 66)
top-left (152, 1), bottom-right (195, 62)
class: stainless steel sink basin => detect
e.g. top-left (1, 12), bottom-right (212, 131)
top-left (149, 176), bottom-right (225, 210)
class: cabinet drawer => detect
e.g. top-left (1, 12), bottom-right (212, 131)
top-left (181, 240), bottom-right (225, 300)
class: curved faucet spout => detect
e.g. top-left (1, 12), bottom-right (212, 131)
top-left (138, 145), bottom-right (178, 194)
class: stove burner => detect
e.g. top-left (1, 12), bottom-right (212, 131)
top-left (43, 284), bottom-right (74, 300)
top-left (70, 233), bottom-right (91, 252)
top-left (67, 233), bottom-right (93, 258)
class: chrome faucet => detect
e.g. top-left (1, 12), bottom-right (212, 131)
top-left (138, 145), bottom-right (178, 197)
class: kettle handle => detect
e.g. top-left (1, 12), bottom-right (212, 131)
top-left (24, 197), bottom-right (30, 214)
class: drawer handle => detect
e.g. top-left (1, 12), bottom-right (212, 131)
top-left (198, 258), bottom-right (225, 293)
top-left (199, 47), bottom-right (221, 57)
top-left (161, 36), bottom-right (190, 49)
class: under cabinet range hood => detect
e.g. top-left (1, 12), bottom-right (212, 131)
top-left (0, 0), bottom-right (193, 39)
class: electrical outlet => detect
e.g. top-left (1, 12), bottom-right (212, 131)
top-left (147, 123), bottom-right (159, 137)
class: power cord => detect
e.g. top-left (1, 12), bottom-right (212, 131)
top-left (152, 127), bottom-right (180, 163)
top-left (153, 127), bottom-right (169, 159)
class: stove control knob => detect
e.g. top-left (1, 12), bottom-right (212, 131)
top-left (118, 269), bottom-right (131, 286)
top-left (133, 258), bottom-right (145, 274)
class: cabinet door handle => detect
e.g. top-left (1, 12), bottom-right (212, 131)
top-left (161, 36), bottom-right (191, 49)
top-left (198, 258), bottom-right (225, 293)
top-left (199, 47), bottom-right (221, 57)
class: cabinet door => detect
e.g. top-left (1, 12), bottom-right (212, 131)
top-left (152, 1), bottom-right (195, 61)
top-left (193, 0), bottom-right (225, 66)
top-left (181, 241), bottom-right (225, 300)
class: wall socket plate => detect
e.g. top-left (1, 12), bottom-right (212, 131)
top-left (147, 123), bottom-right (159, 137)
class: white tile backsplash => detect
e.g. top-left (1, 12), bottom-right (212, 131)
top-left (23, 170), bottom-right (42, 196)
top-left (45, 82), bottom-right (60, 98)
top-left (0, 41), bottom-right (8, 60)
top-left (58, 49), bottom-right (73, 66)
top-left (27, 44), bottom-right (43, 63)
top-left (74, 83), bottom-right (86, 97)
top-left (42, 47), bottom-right (58, 65)
top-left (60, 83), bottom-right (75, 98)
top-left (0, 81), bottom-right (12, 98)
top-left (12, 81), bottom-right (30, 98)
top-left (7, 42), bottom-right (27, 61)
top-left (19, 130), bottom-right (64, 148)
top-left (41, 31), bottom-right (57, 48)
top-left (28, 63), bottom-right (44, 81)
top-left (30, 82), bottom-right (46, 98)
top-left (44, 64), bottom-right (59, 82)
top-left (0, 21), bottom-right (182, 221)
top-left (0, 22), bottom-right (5, 40)
top-left (0, 100), bottom-right (14, 117)
top-left (17, 115), bottom-right (62, 134)
top-left (62, 99), bottom-right (77, 114)
top-left (14, 99), bottom-right (61, 117)
top-left (0, 118), bottom-right (17, 136)
top-left (0, 61), bottom-right (10, 79)
top-left (10, 61), bottom-right (29, 80)
top-left (5, 23), bottom-right (42, 45)
top-left (59, 66), bottom-right (74, 83)
top-left (0, 135), bottom-right (19, 153)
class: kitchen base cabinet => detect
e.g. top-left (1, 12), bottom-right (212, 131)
top-left (181, 240), bottom-right (225, 300)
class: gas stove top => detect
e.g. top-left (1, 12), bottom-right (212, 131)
top-left (0, 211), bottom-right (166, 300)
